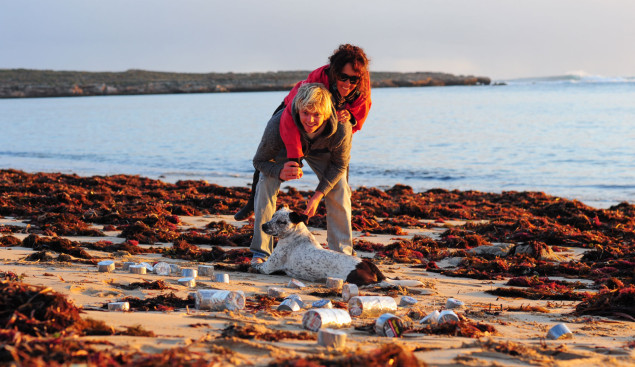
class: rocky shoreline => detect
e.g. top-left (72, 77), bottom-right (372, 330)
top-left (0, 69), bottom-right (490, 98)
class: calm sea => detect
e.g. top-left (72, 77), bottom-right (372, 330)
top-left (1, 75), bottom-right (634, 209)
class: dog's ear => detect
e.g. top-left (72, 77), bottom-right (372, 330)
top-left (289, 211), bottom-right (309, 225)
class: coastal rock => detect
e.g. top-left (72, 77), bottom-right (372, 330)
top-left (0, 69), bottom-right (491, 99)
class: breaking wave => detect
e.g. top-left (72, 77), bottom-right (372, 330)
top-left (502, 71), bottom-right (635, 85)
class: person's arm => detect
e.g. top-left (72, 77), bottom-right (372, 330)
top-left (253, 117), bottom-right (287, 179)
top-left (315, 121), bottom-right (352, 196)
top-left (279, 106), bottom-right (304, 159)
top-left (305, 190), bottom-right (324, 218)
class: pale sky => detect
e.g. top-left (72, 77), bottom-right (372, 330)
top-left (1, 0), bottom-right (634, 80)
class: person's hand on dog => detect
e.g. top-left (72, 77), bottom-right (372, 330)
top-left (279, 161), bottom-right (303, 181)
top-left (304, 191), bottom-right (324, 218)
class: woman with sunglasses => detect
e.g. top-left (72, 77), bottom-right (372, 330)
top-left (235, 44), bottom-right (371, 221)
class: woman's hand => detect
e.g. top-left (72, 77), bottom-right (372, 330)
top-left (337, 110), bottom-right (351, 123)
top-left (304, 191), bottom-right (324, 218)
top-left (279, 161), bottom-right (303, 181)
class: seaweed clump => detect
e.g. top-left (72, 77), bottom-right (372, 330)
top-left (117, 292), bottom-right (192, 312)
top-left (574, 285), bottom-right (635, 321)
top-left (220, 324), bottom-right (315, 342)
top-left (0, 280), bottom-right (84, 337)
top-left (412, 319), bottom-right (497, 338)
top-left (270, 343), bottom-right (424, 367)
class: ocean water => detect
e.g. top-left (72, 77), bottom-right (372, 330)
top-left (1, 75), bottom-right (634, 209)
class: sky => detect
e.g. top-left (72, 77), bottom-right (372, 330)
top-left (1, 0), bottom-right (634, 80)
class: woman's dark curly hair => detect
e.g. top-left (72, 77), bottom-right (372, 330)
top-left (328, 44), bottom-right (370, 98)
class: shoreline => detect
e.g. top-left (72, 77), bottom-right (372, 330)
top-left (0, 69), bottom-right (491, 99)
top-left (0, 169), bottom-right (633, 366)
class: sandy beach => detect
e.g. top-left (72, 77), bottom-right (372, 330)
top-left (1, 170), bottom-right (633, 366)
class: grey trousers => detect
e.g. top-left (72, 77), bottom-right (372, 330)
top-left (250, 152), bottom-right (353, 257)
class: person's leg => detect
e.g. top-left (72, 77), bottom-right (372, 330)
top-left (235, 102), bottom-right (286, 221)
top-left (303, 154), bottom-right (353, 255)
top-left (249, 171), bottom-right (281, 261)
top-left (234, 170), bottom-right (259, 221)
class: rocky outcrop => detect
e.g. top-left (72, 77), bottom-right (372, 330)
top-left (0, 69), bottom-right (490, 99)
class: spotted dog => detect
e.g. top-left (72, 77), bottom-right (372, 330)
top-left (253, 207), bottom-right (385, 285)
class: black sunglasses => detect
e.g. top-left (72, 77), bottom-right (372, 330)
top-left (337, 72), bottom-right (360, 84)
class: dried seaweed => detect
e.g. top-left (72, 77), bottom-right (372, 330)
top-left (117, 324), bottom-right (156, 337)
top-left (115, 279), bottom-right (174, 291)
top-left (0, 329), bottom-right (211, 366)
top-left (0, 235), bottom-right (21, 247)
top-left (412, 319), bottom-right (497, 338)
top-left (0, 170), bottom-right (633, 285)
top-left (220, 324), bottom-right (315, 342)
top-left (574, 285), bottom-right (635, 320)
top-left (270, 343), bottom-right (424, 367)
top-left (353, 239), bottom-right (385, 253)
top-left (486, 286), bottom-right (590, 301)
top-left (21, 234), bottom-right (94, 260)
top-left (308, 289), bottom-right (340, 298)
top-left (28, 212), bottom-right (104, 237)
top-left (84, 239), bottom-right (157, 255)
top-left (245, 294), bottom-right (280, 312)
top-left (162, 240), bottom-right (226, 262)
top-left (118, 292), bottom-right (192, 312)
top-left (0, 280), bottom-right (84, 337)
top-left (0, 272), bottom-right (20, 281)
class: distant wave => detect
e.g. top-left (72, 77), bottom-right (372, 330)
top-left (502, 72), bottom-right (635, 85)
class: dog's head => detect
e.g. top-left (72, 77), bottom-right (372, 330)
top-left (262, 206), bottom-right (309, 237)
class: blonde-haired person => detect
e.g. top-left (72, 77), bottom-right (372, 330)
top-left (250, 83), bottom-right (353, 265)
top-left (235, 44), bottom-right (371, 221)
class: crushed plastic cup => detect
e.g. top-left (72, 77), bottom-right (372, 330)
top-left (326, 277), bottom-right (344, 290)
top-left (153, 262), bottom-right (171, 276)
top-left (97, 260), bottom-right (115, 272)
top-left (178, 277), bottom-right (196, 287)
top-left (288, 279), bottom-right (306, 289)
top-left (278, 297), bottom-right (302, 312)
top-left (285, 294), bottom-right (304, 308)
top-left (546, 323), bottom-right (573, 340)
top-left (438, 310), bottom-right (460, 323)
top-left (108, 302), bottom-right (130, 311)
top-left (139, 262), bottom-right (154, 272)
top-left (129, 264), bottom-right (147, 274)
top-left (399, 296), bottom-right (418, 307)
top-left (312, 299), bottom-right (333, 309)
top-left (348, 296), bottom-right (397, 318)
top-left (445, 297), bottom-right (465, 309)
top-left (303, 309), bottom-right (352, 331)
top-left (419, 310), bottom-right (440, 325)
top-left (181, 268), bottom-right (197, 278)
top-left (267, 287), bottom-right (287, 298)
top-left (122, 261), bottom-right (136, 271)
top-left (318, 328), bottom-right (347, 348)
top-left (198, 265), bottom-right (214, 276)
top-left (196, 289), bottom-right (245, 311)
top-left (214, 273), bottom-right (230, 283)
top-left (342, 283), bottom-right (359, 302)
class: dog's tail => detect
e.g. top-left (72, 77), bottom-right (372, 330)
top-left (346, 259), bottom-right (386, 285)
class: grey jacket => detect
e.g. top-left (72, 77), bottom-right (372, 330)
top-left (253, 101), bottom-right (352, 195)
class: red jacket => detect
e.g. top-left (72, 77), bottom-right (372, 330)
top-left (279, 65), bottom-right (371, 159)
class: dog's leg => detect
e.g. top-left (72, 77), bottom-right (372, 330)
top-left (256, 247), bottom-right (285, 274)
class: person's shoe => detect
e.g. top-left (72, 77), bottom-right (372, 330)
top-left (234, 199), bottom-right (254, 221)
